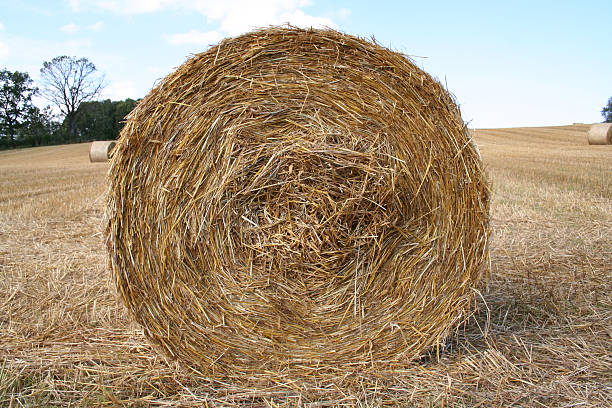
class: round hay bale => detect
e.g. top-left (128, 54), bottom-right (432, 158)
top-left (106, 27), bottom-right (490, 377)
top-left (587, 123), bottom-right (612, 145)
top-left (89, 140), bottom-right (116, 162)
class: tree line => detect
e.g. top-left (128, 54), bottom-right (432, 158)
top-left (0, 56), bottom-right (138, 149)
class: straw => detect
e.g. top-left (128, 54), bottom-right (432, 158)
top-left (89, 140), bottom-right (116, 162)
top-left (106, 26), bottom-right (490, 380)
top-left (587, 123), bottom-right (612, 145)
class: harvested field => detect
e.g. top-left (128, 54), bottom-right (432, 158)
top-left (1, 124), bottom-right (611, 406)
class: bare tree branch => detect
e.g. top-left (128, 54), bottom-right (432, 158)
top-left (39, 56), bottom-right (106, 138)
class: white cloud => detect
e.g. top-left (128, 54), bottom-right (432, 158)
top-left (274, 9), bottom-right (335, 31)
top-left (60, 20), bottom-right (103, 33)
top-left (165, 29), bottom-right (221, 46)
top-left (3, 35), bottom-right (94, 76)
top-left (65, 38), bottom-right (93, 49)
top-left (336, 8), bottom-right (351, 20)
top-left (101, 79), bottom-right (138, 100)
top-left (95, 0), bottom-right (177, 14)
top-left (0, 41), bottom-right (9, 58)
top-left (189, 0), bottom-right (335, 35)
top-left (61, 23), bottom-right (79, 34)
top-left (88, 21), bottom-right (104, 31)
top-left (0, 22), bottom-right (6, 57)
top-left (67, 0), bottom-right (82, 12)
top-left (146, 66), bottom-right (166, 74)
top-left (84, 0), bottom-right (338, 38)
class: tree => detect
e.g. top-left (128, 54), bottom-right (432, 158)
top-left (113, 98), bottom-right (138, 135)
top-left (0, 69), bottom-right (37, 147)
top-left (39, 56), bottom-right (105, 141)
top-left (602, 97), bottom-right (612, 123)
top-left (70, 98), bottom-right (138, 141)
top-left (19, 106), bottom-right (59, 147)
top-left (72, 99), bottom-right (115, 140)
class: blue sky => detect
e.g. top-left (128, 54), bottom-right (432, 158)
top-left (0, 0), bottom-right (610, 127)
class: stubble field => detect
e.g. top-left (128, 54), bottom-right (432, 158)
top-left (0, 124), bottom-right (610, 406)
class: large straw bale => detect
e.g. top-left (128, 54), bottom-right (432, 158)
top-left (106, 27), bottom-right (490, 378)
top-left (587, 123), bottom-right (612, 145)
top-left (89, 140), bottom-right (116, 162)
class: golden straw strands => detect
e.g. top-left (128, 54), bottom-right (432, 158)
top-left (106, 26), bottom-right (490, 381)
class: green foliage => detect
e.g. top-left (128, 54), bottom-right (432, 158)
top-left (0, 69), bottom-right (37, 146)
top-left (0, 96), bottom-right (138, 150)
top-left (68, 98), bottom-right (139, 141)
top-left (602, 97), bottom-right (612, 123)
top-left (18, 106), bottom-right (61, 147)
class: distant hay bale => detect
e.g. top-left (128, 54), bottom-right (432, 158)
top-left (106, 27), bottom-right (490, 379)
top-left (587, 123), bottom-right (612, 145)
top-left (89, 141), bottom-right (116, 162)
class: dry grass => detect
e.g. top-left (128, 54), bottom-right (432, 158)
top-left (1, 124), bottom-right (611, 406)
